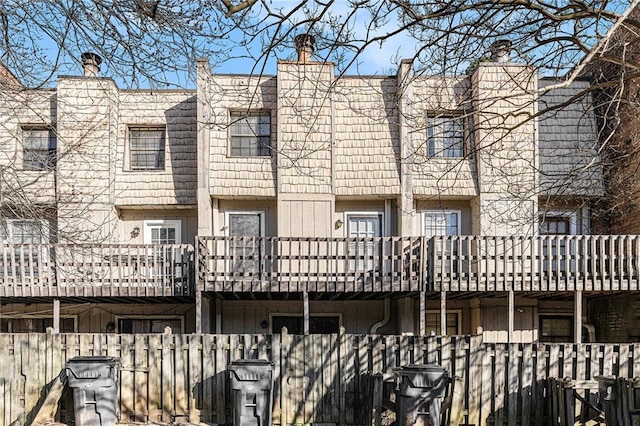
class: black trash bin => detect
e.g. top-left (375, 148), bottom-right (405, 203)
top-left (595, 375), bottom-right (619, 426)
top-left (228, 359), bottom-right (274, 426)
top-left (395, 364), bottom-right (449, 426)
top-left (65, 356), bottom-right (120, 426)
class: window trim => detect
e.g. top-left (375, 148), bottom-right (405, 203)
top-left (539, 210), bottom-right (578, 235)
top-left (269, 312), bottom-right (343, 334)
top-left (538, 314), bottom-right (574, 343)
top-left (126, 126), bottom-right (167, 172)
top-left (142, 219), bottom-right (182, 244)
top-left (421, 210), bottom-right (462, 237)
top-left (228, 110), bottom-right (272, 158)
top-left (2, 218), bottom-right (50, 244)
top-left (115, 314), bottom-right (184, 333)
top-left (21, 126), bottom-right (57, 171)
top-left (0, 315), bottom-right (77, 333)
top-left (224, 211), bottom-right (266, 237)
top-left (344, 211), bottom-right (384, 238)
top-left (425, 309), bottom-right (462, 335)
top-left (426, 114), bottom-right (469, 158)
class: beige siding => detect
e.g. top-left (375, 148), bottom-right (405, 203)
top-left (56, 77), bottom-right (119, 242)
top-left (116, 91), bottom-right (197, 206)
top-left (117, 209), bottom-right (198, 243)
top-left (538, 79), bottom-right (604, 197)
top-left (200, 73), bottom-right (277, 197)
top-left (277, 63), bottom-right (333, 194)
top-left (334, 77), bottom-right (400, 196)
top-left (0, 89), bottom-right (57, 205)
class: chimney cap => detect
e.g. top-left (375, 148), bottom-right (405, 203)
top-left (81, 52), bottom-right (103, 66)
top-left (489, 40), bottom-right (512, 63)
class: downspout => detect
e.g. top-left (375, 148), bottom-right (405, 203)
top-left (370, 297), bottom-right (391, 334)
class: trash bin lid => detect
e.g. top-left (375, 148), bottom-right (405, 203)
top-left (66, 356), bottom-right (120, 364)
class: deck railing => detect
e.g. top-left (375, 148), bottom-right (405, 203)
top-left (0, 243), bottom-right (195, 297)
top-left (198, 236), bottom-right (425, 292)
top-left (429, 235), bottom-right (640, 291)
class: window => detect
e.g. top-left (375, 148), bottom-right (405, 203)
top-left (143, 220), bottom-right (182, 244)
top-left (539, 211), bottom-right (577, 274)
top-left (422, 210), bottom-right (461, 238)
top-left (539, 211), bottom-right (577, 235)
top-left (539, 315), bottom-right (573, 342)
top-left (129, 127), bottom-right (166, 170)
top-left (229, 112), bottom-right (271, 156)
top-left (271, 315), bottom-right (341, 334)
top-left (427, 116), bottom-right (465, 158)
top-left (23, 128), bottom-right (56, 170)
top-left (118, 317), bottom-right (183, 333)
top-left (2, 219), bottom-right (48, 244)
top-left (0, 317), bottom-right (75, 333)
top-left (226, 212), bottom-right (265, 274)
top-left (346, 213), bottom-right (383, 272)
top-left (426, 311), bottom-right (461, 335)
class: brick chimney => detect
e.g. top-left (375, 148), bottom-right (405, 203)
top-left (81, 52), bottom-right (102, 77)
top-left (294, 34), bottom-right (315, 63)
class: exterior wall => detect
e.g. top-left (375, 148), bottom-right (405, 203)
top-left (472, 64), bottom-right (537, 235)
top-left (408, 77), bottom-right (477, 198)
top-left (0, 89), bottom-right (57, 206)
top-left (334, 77), bottom-right (400, 197)
top-left (198, 69), bottom-right (278, 198)
top-left (116, 91), bottom-right (197, 206)
top-left (538, 80), bottom-right (603, 198)
top-left (589, 293), bottom-right (640, 342)
top-left (117, 209), bottom-right (198, 243)
top-left (0, 302), bottom-right (196, 333)
top-left (219, 300), bottom-right (386, 334)
top-left (56, 76), bottom-right (119, 242)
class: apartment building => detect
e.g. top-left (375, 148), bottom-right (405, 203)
top-left (1, 36), bottom-right (629, 343)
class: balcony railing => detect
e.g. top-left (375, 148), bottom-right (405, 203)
top-left (0, 244), bottom-right (194, 297)
top-left (429, 235), bottom-right (640, 291)
top-left (198, 236), bottom-right (425, 292)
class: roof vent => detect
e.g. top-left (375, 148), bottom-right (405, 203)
top-left (294, 34), bottom-right (315, 63)
top-left (490, 40), bottom-right (511, 63)
top-left (81, 52), bottom-right (102, 77)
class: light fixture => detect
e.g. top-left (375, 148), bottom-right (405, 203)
top-left (335, 219), bottom-right (343, 229)
top-left (131, 226), bottom-right (141, 238)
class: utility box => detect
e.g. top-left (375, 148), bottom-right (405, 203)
top-left (65, 356), bottom-right (120, 426)
top-left (595, 375), bottom-right (619, 426)
top-left (228, 359), bottom-right (274, 426)
top-left (396, 364), bottom-right (449, 426)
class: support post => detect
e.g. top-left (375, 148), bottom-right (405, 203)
top-left (53, 299), bottom-right (60, 334)
top-left (419, 291), bottom-right (426, 336)
top-left (195, 290), bottom-right (202, 334)
top-left (215, 296), bottom-right (222, 334)
top-left (575, 290), bottom-right (583, 343)
top-left (303, 291), bottom-right (310, 335)
top-left (508, 289), bottom-right (514, 343)
top-left (440, 290), bottom-right (447, 336)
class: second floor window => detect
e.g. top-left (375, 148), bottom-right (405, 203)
top-left (229, 112), bottom-right (271, 157)
top-left (422, 211), bottom-right (460, 237)
top-left (129, 127), bottom-right (166, 170)
top-left (23, 128), bottom-right (56, 171)
top-left (427, 116), bottom-right (465, 158)
top-left (2, 219), bottom-right (48, 244)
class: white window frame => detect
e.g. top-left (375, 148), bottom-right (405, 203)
top-left (143, 220), bottom-right (182, 244)
top-left (22, 126), bottom-right (57, 171)
top-left (425, 309), bottom-right (462, 335)
top-left (228, 111), bottom-right (272, 157)
top-left (539, 210), bottom-right (578, 235)
top-left (125, 126), bottom-right (167, 171)
top-left (343, 212), bottom-right (384, 237)
top-left (115, 315), bottom-right (184, 333)
top-left (427, 115), bottom-right (466, 158)
top-left (421, 210), bottom-right (462, 237)
top-left (3, 219), bottom-right (49, 244)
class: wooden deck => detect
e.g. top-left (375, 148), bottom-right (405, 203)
top-left (0, 244), bottom-right (194, 297)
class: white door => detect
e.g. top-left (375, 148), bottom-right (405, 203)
top-left (228, 212), bottom-right (264, 274)
top-left (347, 214), bottom-right (382, 271)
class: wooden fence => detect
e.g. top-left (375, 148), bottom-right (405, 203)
top-left (2, 331), bottom-right (640, 425)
